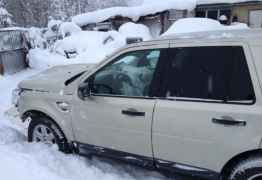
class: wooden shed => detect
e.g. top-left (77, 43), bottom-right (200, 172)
top-left (72, 5), bottom-right (192, 37)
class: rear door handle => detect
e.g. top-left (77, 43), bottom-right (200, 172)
top-left (122, 108), bottom-right (145, 117)
top-left (212, 116), bottom-right (246, 126)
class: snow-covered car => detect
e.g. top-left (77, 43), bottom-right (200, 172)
top-left (14, 29), bottom-right (262, 180)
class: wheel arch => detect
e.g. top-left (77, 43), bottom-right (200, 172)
top-left (21, 108), bottom-right (75, 142)
top-left (221, 149), bottom-right (262, 178)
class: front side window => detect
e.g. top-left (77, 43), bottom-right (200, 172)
top-left (165, 46), bottom-right (255, 104)
top-left (90, 50), bottom-right (161, 97)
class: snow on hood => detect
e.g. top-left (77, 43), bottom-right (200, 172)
top-left (162, 18), bottom-right (249, 36)
top-left (72, 0), bottom-right (196, 26)
top-left (19, 64), bottom-right (92, 93)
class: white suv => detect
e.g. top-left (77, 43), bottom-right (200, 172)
top-left (14, 29), bottom-right (262, 179)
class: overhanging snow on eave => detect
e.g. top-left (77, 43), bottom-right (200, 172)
top-left (72, 1), bottom-right (196, 27)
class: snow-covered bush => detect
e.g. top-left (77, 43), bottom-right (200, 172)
top-left (0, 7), bottom-right (13, 27)
top-left (53, 30), bottom-right (126, 63)
top-left (119, 22), bottom-right (152, 41)
top-left (59, 22), bottom-right (82, 38)
top-left (27, 27), bottom-right (47, 49)
top-left (43, 19), bottom-right (63, 47)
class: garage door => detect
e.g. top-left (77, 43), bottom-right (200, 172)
top-left (249, 10), bottom-right (262, 28)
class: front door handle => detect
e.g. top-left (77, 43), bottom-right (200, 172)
top-left (122, 108), bottom-right (145, 117)
top-left (212, 116), bottom-right (246, 126)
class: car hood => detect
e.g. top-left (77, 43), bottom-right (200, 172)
top-left (19, 64), bottom-right (94, 93)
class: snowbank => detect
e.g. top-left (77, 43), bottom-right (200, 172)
top-left (72, 0), bottom-right (196, 26)
top-left (163, 18), bottom-right (249, 36)
top-left (119, 22), bottom-right (152, 41)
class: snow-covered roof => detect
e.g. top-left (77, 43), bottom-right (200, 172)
top-left (72, 0), bottom-right (196, 27)
top-left (197, 0), bottom-right (262, 5)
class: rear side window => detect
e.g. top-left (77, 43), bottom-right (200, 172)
top-left (165, 46), bottom-right (255, 104)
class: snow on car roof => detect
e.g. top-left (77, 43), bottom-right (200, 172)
top-left (157, 29), bottom-right (262, 42)
top-left (72, 0), bottom-right (196, 27)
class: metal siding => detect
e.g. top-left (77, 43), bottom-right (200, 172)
top-left (0, 50), bottom-right (26, 74)
top-left (0, 30), bottom-right (27, 75)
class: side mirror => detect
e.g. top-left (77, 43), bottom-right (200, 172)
top-left (78, 82), bottom-right (92, 100)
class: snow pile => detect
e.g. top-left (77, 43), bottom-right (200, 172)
top-left (72, 0), bottom-right (196, 26)
top-left (28, 20), bottom-right (155, 69)
top-left (28, 27), bottom-right (47, 49)
top-left (119, 22), bottom-right (152, 41)
top-left (48, 19), bottom-right (63, 31)
top-left (0, 125), bottom-right (26, 145)
top-left (0, 7), bottom-right (11, 16)
top-left (59, 22), bottom-right (82, 38)
top-left (0, 7), bottom-right (13, 26)
top-left (53, 30), bottom-right (125, 62)
top-left (163, 18), bottom-right (249, 36)
top-left (43, 19), bottom-right (63, 44)
top-left (28, 49), bottom-right (71, 70)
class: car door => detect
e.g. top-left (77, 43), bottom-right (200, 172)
top-left (71, 46), bottom-right (168, 163)
top-left (152, 43), bottom-right (262, 173)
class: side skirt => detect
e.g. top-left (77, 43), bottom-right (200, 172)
top-left (155, 159), bottom-right (220, 180)
top-left (75, 142), bottom-right (220, 179)
top-left (76, 142), bottom-right (155, 169)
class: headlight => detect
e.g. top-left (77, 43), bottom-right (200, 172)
top-left (12, 88), bottom-right (22, 107)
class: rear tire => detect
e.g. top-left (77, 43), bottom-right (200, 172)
top-left (28, 116), bottom-right (71, 153)
top-left (227, 156), bottom-right (262, 180)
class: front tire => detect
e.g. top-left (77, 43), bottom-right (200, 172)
top-left (28, 116), bottom-right (71, 153)
top-left (228, 157), bottom-right (262, 180)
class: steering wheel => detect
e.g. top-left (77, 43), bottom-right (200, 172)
top-left (116, 73), bottom-right (134, 87)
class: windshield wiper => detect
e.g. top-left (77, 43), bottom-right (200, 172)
top-left (65, 71), bottom-right (86, 86)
